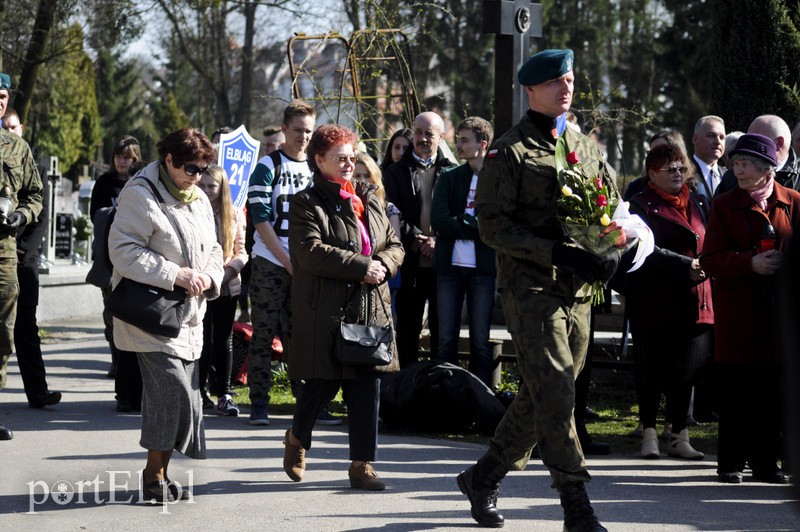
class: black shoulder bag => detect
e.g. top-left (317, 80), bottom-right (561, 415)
top-left (335, 284), bottom-right (394, 366)
top-left (106, 178), bottom-right (190, 338)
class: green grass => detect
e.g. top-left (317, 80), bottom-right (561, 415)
top-left (230, 361), bottom-right (719, 454)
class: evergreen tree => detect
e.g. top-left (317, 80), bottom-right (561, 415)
top-left (709, 0), bottom-right (800, 131)
top-left (30, 24), bottom-right (101, 181)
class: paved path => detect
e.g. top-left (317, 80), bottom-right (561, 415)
top-left (1, 318), bottom-right (798, 531)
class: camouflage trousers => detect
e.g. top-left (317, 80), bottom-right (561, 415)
top-left (489, 289), bottom-right (592, 489)
top-left (0, 260), bottom-right (19, 389)
top-left (247, 256), bottom-right (292, 403)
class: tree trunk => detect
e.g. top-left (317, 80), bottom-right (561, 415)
top-left (13, 0), bottom-right (59, 124)
top-left (235, 0), bottom-right (257, 126)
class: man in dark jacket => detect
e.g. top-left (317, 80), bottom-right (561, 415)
top-left (716, 114), bottom-right (800, 195)
top-left (383, 112), bottom-right (454, 367)
top-left (430, 116), bottom-right (495, 386)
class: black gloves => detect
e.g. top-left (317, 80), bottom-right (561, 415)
top-left (0, 211), bottom-right (25, 236)
top-left (552, 242), bottom-right (619, 284)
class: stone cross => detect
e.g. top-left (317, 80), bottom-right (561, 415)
top-left (482, 0), bottom-right (542, 137)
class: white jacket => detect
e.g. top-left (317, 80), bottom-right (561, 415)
top-left (108, 162), bottom-right (223, 361)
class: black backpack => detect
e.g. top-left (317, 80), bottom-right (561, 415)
top-left (84, 205), bottom-right (116, 288)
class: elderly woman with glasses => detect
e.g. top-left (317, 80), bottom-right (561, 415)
top-left (625, 143), bottom-right (714, 461)
top-left (284, 124), bottom-right (404, 491)
top-left (109, 128), bottom-right (223, 502)
top-left (701, 134), bottom-right (800, 484)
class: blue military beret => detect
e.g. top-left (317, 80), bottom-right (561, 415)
top-left (0, 73), bottom-right (10, 90)
top-left (517, 49), bottom-right (574, 86)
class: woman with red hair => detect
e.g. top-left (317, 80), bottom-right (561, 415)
top-left (284, 124), bottom-right (404, 490)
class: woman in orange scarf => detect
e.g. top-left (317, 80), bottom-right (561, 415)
top-left (626, 144), bottom-right (714, 461)
top-left (283, 125), bottom-right (404, 490)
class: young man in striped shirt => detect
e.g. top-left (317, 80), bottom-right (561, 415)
top-left (246, 100), bottom-right (315, 425)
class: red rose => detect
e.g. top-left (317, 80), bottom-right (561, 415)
top-left (595, 194), bottom-right (608, 207)
top-left (566, 151), bottom-right (580, 164)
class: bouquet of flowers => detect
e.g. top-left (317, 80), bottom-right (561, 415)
top-left (554, 136), bottom-right (632, 305)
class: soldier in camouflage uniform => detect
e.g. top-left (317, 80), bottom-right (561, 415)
top-left (0, 73), bottom-right (44, 441)
top-left (456, 50), bottom-right (617, 531)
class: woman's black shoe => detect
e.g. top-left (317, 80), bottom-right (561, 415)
top-left (166, 479), bottom-right (191, 500)
top-left (141, 480), bottom-right (175, 503)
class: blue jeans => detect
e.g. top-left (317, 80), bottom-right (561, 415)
top-left (435, 268), bottom-right (496, 386)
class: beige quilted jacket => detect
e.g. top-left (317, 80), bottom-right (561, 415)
top-left (108, 162), bottom-right (223, 361)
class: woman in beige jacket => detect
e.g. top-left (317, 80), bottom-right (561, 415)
top-left (108, 128), bottom-right (223, 503)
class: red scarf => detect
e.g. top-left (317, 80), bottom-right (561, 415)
top-left (648, 181), bottom-right (690, 221)
top-left (330, 176), bottom-right (371, 255)
top-left (332, 177), bottom-right (365, 220)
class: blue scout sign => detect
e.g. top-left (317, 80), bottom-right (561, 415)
top-left (217, 125), bottom-right (261, 209)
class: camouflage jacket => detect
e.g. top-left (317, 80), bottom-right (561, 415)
top-left (475, 113), bottom-right (617, 299)
top-left (0, 129), bottom-right (43, 259)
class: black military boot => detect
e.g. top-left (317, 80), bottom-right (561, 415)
top-left (457, 453), bottom-right (509, 528)
top-left (559, 482), bottom-right (607, 532)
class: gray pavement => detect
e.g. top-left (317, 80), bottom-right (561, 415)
top-left (1, 317), bottom-right (798, 531)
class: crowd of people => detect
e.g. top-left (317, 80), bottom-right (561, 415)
top-left (0, 42), bottom-right (798, 529)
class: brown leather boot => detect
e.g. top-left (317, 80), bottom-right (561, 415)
top-left (348, 461), bottom-right (386, 490)
top-left (283, 429), bottom-right (305, 482)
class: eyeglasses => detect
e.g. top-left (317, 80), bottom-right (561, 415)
top-left (660, 165), bottom-right (688, 175)
top-left (329, 155), bottom-right (357, 165)
top-left (183, 163), bottom-right (210, 176)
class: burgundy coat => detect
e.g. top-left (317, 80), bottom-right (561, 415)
top-left (700, 182), bottom-right (800, 365)
top-left (627, 186), bottom-right (714, 336)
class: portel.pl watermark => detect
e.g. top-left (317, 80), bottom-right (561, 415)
top-left (27, 469), bottom-right (195, 514)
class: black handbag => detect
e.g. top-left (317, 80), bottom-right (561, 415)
top-left (106, 177), bottom-right (190, 338)
top-left (106, 279), bottom-right (187, 338)
top-left (335, 284), bottom-right (394, 367)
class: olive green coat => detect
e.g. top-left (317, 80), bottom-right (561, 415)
top-left (475, 114), bottom-right (617, 299)
top-left (288, 175), bottom-right (404, 379)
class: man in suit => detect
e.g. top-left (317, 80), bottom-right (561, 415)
top-left (690, 115), bottom-right (726, 201)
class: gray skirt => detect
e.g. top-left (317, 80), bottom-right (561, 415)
top-left (137, 352), bottom-right (206, 459)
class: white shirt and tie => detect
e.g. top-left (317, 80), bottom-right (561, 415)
top-left (693, 154), bottom-right (721, 200)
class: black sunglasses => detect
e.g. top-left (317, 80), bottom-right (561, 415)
top-left (183, 163), bottom-right (210, 176)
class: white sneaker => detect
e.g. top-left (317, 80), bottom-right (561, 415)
top-left (641, 427), bottom-right (660, 459)
top-left (217, 394), bottom-right (240, 417)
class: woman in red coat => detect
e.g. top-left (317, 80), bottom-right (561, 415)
top-left (701, 134), bottom-right (800, 484)
top-left (627, 144), bottom-right (713, 461)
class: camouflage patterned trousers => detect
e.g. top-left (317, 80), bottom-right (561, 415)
top-left (247, 256), bottom-right (292, 403)
top-left (489, 289), bottom-right (592, 489)
top-left (0, 260), bottom-right (19, 389)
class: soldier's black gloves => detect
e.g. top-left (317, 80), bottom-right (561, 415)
top-left (552, 242), bottom-right (619, 285)
top-left (0, 211), bottom-right (25, 236)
